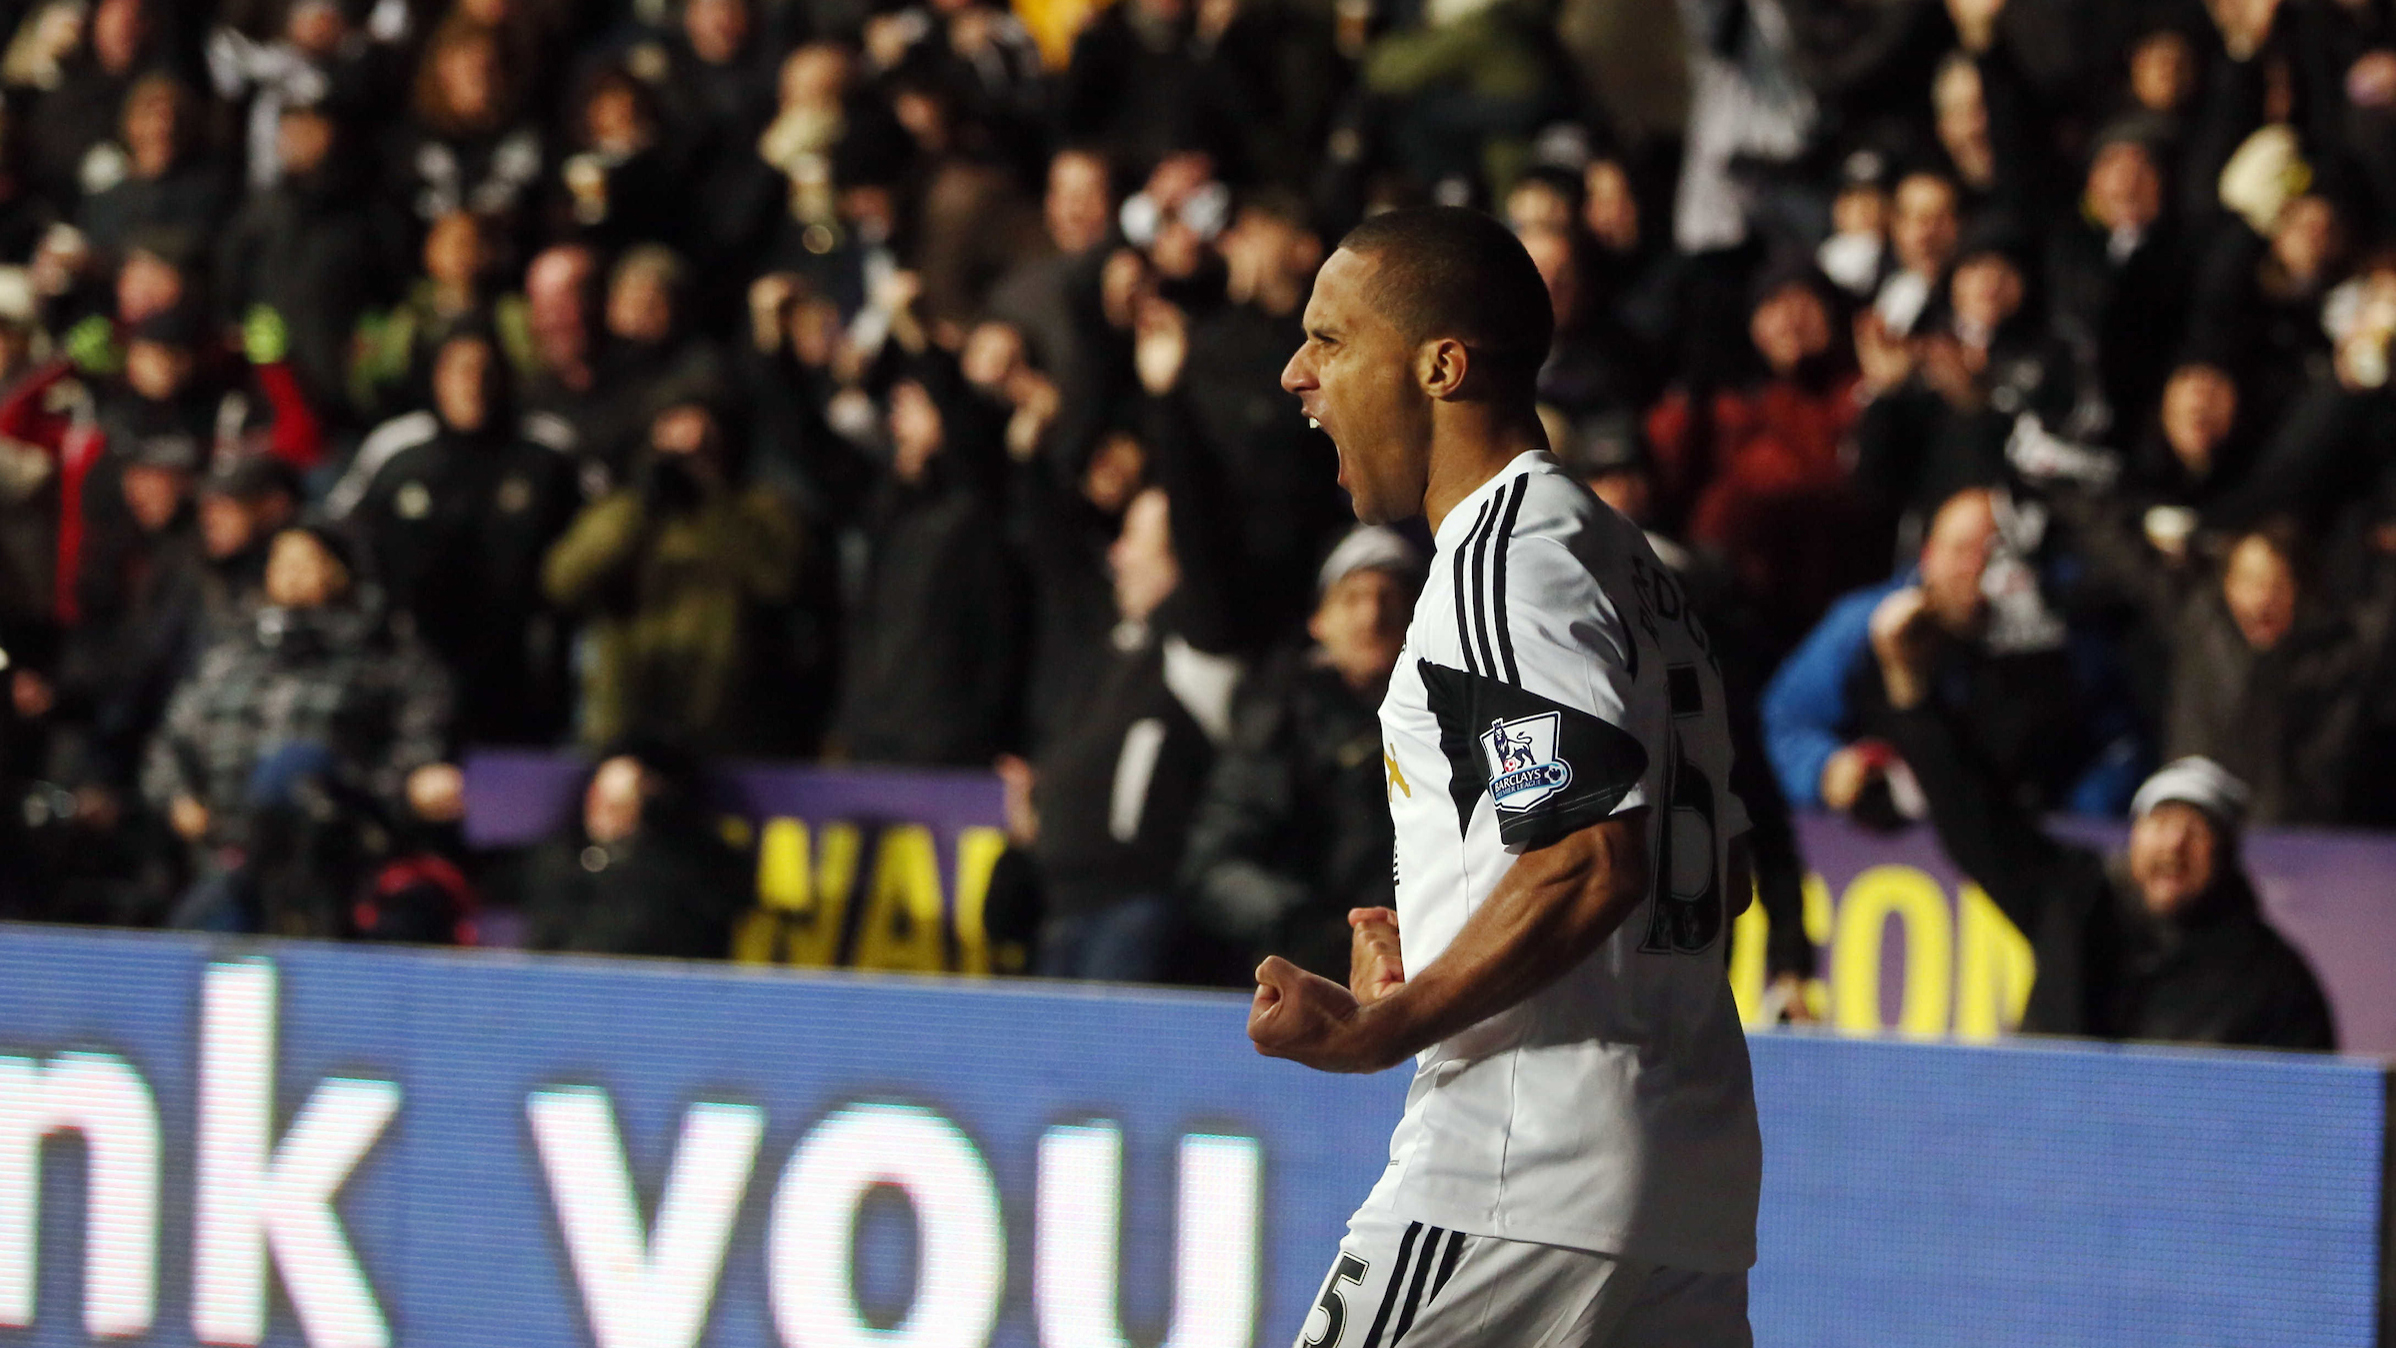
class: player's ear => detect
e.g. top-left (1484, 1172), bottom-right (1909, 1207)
top-left (1416, 337), bottom-right (1469, 400)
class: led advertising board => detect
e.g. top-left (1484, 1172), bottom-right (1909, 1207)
top-left (0, 925), bottom-right (2383, 1347)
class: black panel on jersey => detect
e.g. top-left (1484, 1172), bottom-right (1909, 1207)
top-left (1419, 659), bottom-right (1649, 850)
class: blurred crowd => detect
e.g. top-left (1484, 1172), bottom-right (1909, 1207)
top-left (0, 0), bottom-right (2388, 1022)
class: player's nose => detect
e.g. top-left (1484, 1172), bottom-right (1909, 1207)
top-left (1281, 347), bottom-right (1315, 395)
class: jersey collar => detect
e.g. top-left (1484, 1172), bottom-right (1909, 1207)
top-left (1433, 450), bottom-right (1555, 553)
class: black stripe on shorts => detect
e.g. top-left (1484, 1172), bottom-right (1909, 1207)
top-left (1359, 1221), bottom-right (1423, 1348)
top-left (1387, 1225), bottom-right (1444, 1345)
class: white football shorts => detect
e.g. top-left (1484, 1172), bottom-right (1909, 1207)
top-left (1292, 1205), bottom-right (1751, 1348)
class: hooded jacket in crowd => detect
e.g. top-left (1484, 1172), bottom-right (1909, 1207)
top-left (349, 395), bottom-right (580, 743)
top-left (831, 361), bottom-right (1024, 766)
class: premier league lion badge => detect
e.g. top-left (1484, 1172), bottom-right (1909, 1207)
top-left (1481, 712), bottom-right (1573, 811)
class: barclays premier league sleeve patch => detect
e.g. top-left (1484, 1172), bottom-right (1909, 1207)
top-left (1482, 713), bottom-right (1573, 811)
top-left (1420, 660), bottom-right (1648, 850)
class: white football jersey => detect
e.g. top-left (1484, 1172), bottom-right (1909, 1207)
top-left (1363, 450), bottom-right (1761, 1272)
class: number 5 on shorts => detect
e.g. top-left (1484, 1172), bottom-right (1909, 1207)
top-left (1302, 1253), bottom-right (1370, 1347)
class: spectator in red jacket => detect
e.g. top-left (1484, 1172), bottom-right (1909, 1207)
top-left (1647, 261), bottom-right (1880, 647)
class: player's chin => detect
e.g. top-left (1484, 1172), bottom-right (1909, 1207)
top-left (1344, 483), bottom-right (1396, 526)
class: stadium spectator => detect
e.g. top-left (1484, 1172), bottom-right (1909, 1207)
top-left (1149, 196), bottom-right (1345, 651)
top-left (345, 330), bottom-right (579, 744)
top-left (985, 146), bottom-right (1118, 457)
top-left (216, 101), bottom-right (391, 422)
top-left (191, 453), bottom-right (298, 633)
top-left (204, 0), bottom-right (399, 192)
top-left (21, 0), bottom-right (166, 216)
top-left (584, 244), bottom-right (724, 477)
top-left (1763, 486), bottom-right (2141, 824)
top-left (1058, 0), bottom-right (1241, 184)
top-left (1181, 525), bottom-right (1421, 982)
top-left (15, 418), bottom-right (202, 811)
top-left (657, 0), bottom-right (784, 274)
top-left (0, 303), bottom-right (223, 625)
top-left (1646, 260), bottom-right (1878, 645)
top-left (516, 242), bottom-right (605, 476)
top-left (2042, 128), bottom-right (2195, 440)
top-left (542, 378), bottom-right (802, 753)
top-left (1867, 594), bottom-right (2335, 1051)
top-left (351, 208), bottom-right (506, 423)
top-left (1028, 482), bottom-right (1239, 981)
top-left (1524, 221), bottom-right (1663, 422)
top-left (1010, 410), bottom-right (1139, 753)
top-left (550, 65), bottom-right (681, 255)
top-left (1815, 154), bottom-right (1889, 302)
top-left (2120, 361), bottom-right (2254, 513)
top-left (143, 524), bottom-right (459, 930)
top-left (388, 17), bottom-right (542, 239)
top-left (514, 744), bottom-right (750, 958)
top-left (2058, 504), bottom-right (2396, 826)
top-left (73, 73), bottom-right (228, 260)
top-left (1852, 221), bottom-right (2099, 525)
top-left (2189, 171), bottom-right (2344, 429)
top-left (831, 356), bottom-right (1023, 765)
top-left (1361, 0), bottom-right (1561, 197)
top-left (1873, 171), bottom-right (1962, 338)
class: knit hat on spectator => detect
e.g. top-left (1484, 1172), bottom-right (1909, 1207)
top-left (1550, 408), bottom-right (1648, 479)
top-left (1954, 213), bottom-right (2035, 271)
top-left (1746, 252), bottom-right (1839, 313)
top-left (2092, 111), bottom-right (2173, 157)
top-left (1837, 145), bottom-right (1893, 193)
top-left (202, 453), bottom-right (302, 503)
top-left (1317, 525), bottom-right (1426, 595)
top-left (642, 365), bottom-right (733, 423)
top-left (123, 224), bottom-right (202, 273)
top-left (2132, 757), bottom-right (2253, 837)
top-left (287, 520), bottom-right (361, 584)
top-left (129, 303), bottom-right (205, 351)
top-left (123, 427), bottom-right (202, 471)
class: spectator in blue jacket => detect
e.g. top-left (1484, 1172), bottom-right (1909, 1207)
top-left (1762, 486), bottom-right (2144, 824)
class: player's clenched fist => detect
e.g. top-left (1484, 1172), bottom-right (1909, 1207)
top-left (1348, 907), bottom-right (1405, 1005)
top-left (1249, 956), bottom-right (1398, 1073)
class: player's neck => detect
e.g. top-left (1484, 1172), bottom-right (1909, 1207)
top-left (1422, 409), bottom-right (1548, 533)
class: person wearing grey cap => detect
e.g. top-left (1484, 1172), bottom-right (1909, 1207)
top-left (1179, 525), bottom-right (1425, 982)
top-left (193, 453), bottom-right (301, 635)
top-left (1869, 587), bottom-right (2335, 1050)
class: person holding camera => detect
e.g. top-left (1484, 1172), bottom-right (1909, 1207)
top-left (542, 376), bottom-right (802, 752)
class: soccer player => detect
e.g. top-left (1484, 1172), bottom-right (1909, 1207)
top-left (1254, 207), bottom-right (1759, 1346)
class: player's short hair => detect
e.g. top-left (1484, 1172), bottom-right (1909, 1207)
top-left (1336, 206), bottom-right (1554, 383)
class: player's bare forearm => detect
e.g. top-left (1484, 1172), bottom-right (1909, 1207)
top-left (1367, 809), bottom-right (1652, 1062)
top-left (1248, 809), bottom-right (1651, 1073)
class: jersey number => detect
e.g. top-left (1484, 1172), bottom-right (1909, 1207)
top-left (1641, 663), bottom-right (1723, 956)
top-left (1303, 1253), bottom-right (1369, 1347)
